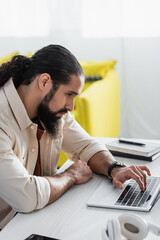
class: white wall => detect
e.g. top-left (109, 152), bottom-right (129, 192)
top-left (1, 0), bottom-right (160, 139)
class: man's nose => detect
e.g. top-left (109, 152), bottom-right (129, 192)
top-left (66, 99), bottom-right (75, 112)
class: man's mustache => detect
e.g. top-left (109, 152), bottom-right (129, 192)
top-left (57, 108), bottom-right (68, 114)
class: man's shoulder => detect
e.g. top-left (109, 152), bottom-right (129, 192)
top-left (0, 88), bottom-right (13, 127)
top-left (0, 87), bottom-right (8, 110)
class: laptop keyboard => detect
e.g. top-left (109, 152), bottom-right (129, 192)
top-left (115, 177), bottom-right (158, 207)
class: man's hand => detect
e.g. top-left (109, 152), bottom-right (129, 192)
top-left (88, 150), bottom-right (151, 191)
top-left (44, 160), bottom-right (93, 205)
top-left (111, 165), bottom-right (151, 191)
top-left (66, 160), bottom-right (93, 184)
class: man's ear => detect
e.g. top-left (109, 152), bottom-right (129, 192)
top-left (37, 73), bottom-right (53, 92)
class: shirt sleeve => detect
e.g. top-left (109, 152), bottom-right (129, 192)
top-left (61, 112), bottom-right (108, 163)
top-left (0, 128), bottom-right (50, 213)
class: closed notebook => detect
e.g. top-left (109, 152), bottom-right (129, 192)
top-left (105, 139), bottom-right (160, 157)
top-left (110, 150), bottom-right (160, 161)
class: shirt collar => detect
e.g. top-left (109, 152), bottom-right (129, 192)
top-left (4, 78), bottom-right (33, 131)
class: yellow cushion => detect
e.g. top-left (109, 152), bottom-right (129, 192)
top-left (0, 52), bottom-right (19, 66)
top-left (79, 60), bottom-right (117, 79)
top-left (73, 60), bottom-right (117, 113)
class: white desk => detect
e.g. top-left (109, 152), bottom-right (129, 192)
top-left (1, 138), bottom-right (160, 240)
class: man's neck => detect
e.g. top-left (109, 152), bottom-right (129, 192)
top-left (33, 117), bottom-right (45, 131)
top-left (17, 84), bottom-right (38, 119)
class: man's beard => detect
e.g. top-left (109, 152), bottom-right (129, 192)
top-left (37, 88), bottom-right (67, 139)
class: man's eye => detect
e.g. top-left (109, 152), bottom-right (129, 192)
top-left (67, 93), bottom-right (73, 96)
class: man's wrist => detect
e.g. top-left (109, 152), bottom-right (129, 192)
top-left (64, 170), bottom-right (77, 185)
top-left (108, 161), bottom-right (126, 181)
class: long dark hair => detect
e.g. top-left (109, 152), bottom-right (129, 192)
top-left (0, 45), bottom-right (84, 89)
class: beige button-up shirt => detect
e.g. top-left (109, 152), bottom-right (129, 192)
top-left (0, 79), bottom-right (107, 229)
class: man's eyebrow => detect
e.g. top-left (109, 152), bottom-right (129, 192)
top-left (67, 90), bottom-right (79, 96)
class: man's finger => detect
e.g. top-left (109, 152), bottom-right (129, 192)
top-left (130, 165), bottom-right (147, 189)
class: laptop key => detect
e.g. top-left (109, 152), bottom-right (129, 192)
top-left (115, 177), bottom-right (159, 208)
top-left (115, 184), bottom-right (131, 204)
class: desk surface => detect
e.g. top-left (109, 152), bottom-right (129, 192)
top-left (1, 138), bottom-right (160, 240)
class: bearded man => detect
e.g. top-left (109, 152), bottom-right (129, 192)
top-left (0, 45), bottom-right (150, 229)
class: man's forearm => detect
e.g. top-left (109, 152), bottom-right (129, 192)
top-left (44, 171), bottom-right (76, 205)
top-left (88, 150), bottom-right (115, 176)
top-left (44, 160), bottom-right (93, 205)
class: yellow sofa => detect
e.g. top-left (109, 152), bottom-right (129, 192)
top-left (58, 60), bottom-right (120, 166)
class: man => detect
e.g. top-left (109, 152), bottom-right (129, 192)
top-left (0, 45), bottom-right (150, 229)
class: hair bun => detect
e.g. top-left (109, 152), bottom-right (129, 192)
top-left (11, 55), bottom-right (31, 72)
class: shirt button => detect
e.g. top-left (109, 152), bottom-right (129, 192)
top-left (30, 125), bottom-right (35, 130)
top-left (30, 147), bottom-right (36, 153)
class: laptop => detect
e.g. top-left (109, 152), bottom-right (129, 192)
top-left (86, 176), bottom-right (160, 212)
